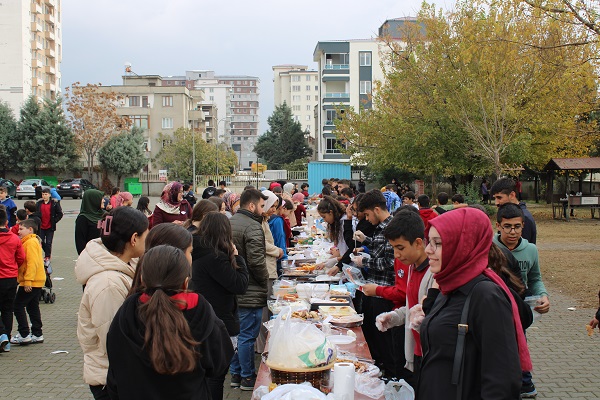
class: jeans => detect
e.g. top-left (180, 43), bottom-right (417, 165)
top-left (13, 287), bottom-right (43, 337)
top-left (230, 307), bottom-right (263, 378)
top-left (0, 278), bottom-right (18, 337)
top-left (39, 228), bottom-right (55, 257)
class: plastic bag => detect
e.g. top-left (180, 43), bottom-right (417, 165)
top-left (260, 383), bottom-right (328, 400)
top-left (342, 264), bottom-right (367, 286)
top-left (355, 374), bottom-right (385, 399)
top-left (267, 307), bottom-right (336, 369)
top-left (384, 379), bottom-right (415, 400)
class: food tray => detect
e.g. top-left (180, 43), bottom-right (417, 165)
top-left (266, 358), bottom-right (334, 388)
top-left (310, 296), bottom-right (352, 311)
top-left (330, 314), bottom-right (364, 328)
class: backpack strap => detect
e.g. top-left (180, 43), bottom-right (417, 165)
top-left (452, 280), bottom-right (484, 400)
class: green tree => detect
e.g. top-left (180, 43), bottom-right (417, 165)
top-left (0, 101), bottom-right (19, 177)
top-left (16, 96), bottom-right (43, 175)
top-left (98, 126), bottom-right (147, 188)
top-left (156, 128), bottom-right (238, 181)
top-left (254, 103), bottom-right (312, 169)
top-left (37, 97), bottom-right (78, 173)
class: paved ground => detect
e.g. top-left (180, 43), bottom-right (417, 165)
top-left (0, 198), bottom-right (598, 399)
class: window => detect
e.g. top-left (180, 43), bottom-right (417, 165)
top-left (128, 96), bottom-right (140, 107)
top-left (162, 139), bottom-right (172, 147)
top-left (306, 75), bottom-right (311, 81)
top-left (306, 125), bottom-right (311, 132)
top-left (315, 76), bottom-right (318, 81)
top-left (306, 85), bottom-right (311, 91)
top-left (315, 96), bottom-right (318, 101)
top-left (129, 115), bottom-right (149, 129)
top-left (292, 76), bottom-right (301, 82)
top-left (360, 81), bottom-right (372, 94)
top-left (292, 85), bottom-right (301, 92)
top-left (162, 118), bottom-right (173, 129)
top-left (142, 96), bottom-right (149, 107)
top-left (293, 115), bottom-right (300, 122)
top-left (209, 96), bottom-right (214, 101)
top-left (293, 105), bottom-right (301, 111)
top-left (306, 105), bottom-right (311, 111)
top-left (162, 96), bottom-right (173, 107)
top-left (315, 86), bottom-right (319, 91)
top-left (326, 138), bottom-right (344, 153)
top-left (209, 88), bottom-right (214, 92)
top-left (292, 95), bottom-right (301, 102)
top-left (305, 115), bottom-right (311, 121)
top-left (325, 110), bottom-right (337, 124)
top-left (359, 52), bottom-right (372, 66)
top-left (306, 95), bottom-right (311, 101)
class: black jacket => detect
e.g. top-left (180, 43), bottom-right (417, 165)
top-left (418, 276), bottom-right (522, 400)
top-left (190, 246), bottom-right (249, 336)
top-left (106, 293), bottom-right (233, 400)
top-left (201, 186), bottom-right (216, 199)
top-left (339, 218), bottom-right (377, 268)
top-left (35, 199), bottom-right (63, 231)
top-left (74, 214), bottom-right (101, 255)
top-left (519, 202), bottom-right (537, 245)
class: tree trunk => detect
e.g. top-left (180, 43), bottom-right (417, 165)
top-left (117, 175), bottom-right (122, 190)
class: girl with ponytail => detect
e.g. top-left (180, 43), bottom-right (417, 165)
top-left (106, 245), bottom-right (233, 400)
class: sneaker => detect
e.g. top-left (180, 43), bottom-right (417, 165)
top-left (521, 383), bottom-right (538, 398)
top-left (230, 373), bottom-right (241, 387)
top-left (0, 334), bottom-right (8, 352)
top-left (10, 333), bottom-right (32, 345)
top-left (31, 334), bottom-right (44, 344)
top-left (3, 342), bottom-right (9, 352)
top-left (240, 376), bottom-right (256, 391)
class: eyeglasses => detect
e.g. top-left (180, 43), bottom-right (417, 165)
top-left (500, 224), bottom-right (523, 233)
top-left (425, 238), bottom-right (442, 252)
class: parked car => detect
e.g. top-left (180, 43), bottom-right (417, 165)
top-left (56, 178), bottom-right (96, 199)
top-left (16, 179), bottom-right (51, 199)
top-left (0, 178), bottom-right (17, 198)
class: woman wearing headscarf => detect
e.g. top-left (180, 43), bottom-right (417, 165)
top-left (417, 208), bottom-right (530, 399)
top-left (152, 182), bottom-right (192, 226)
top-left (118, 192), bottom-right (133, 207)
top-left (74, 189), bottom-right (106, 255)
top-left (292, 193), bottom-right (306, 227)
top-left (223, 192), bottom-right (240, 218)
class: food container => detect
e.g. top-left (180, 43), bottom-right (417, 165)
top-left (272, 280), bottom-right (297, 298)
top-left (296, 283), bottom-right (329, 299)
top-left (267, 299), bottom-right (309, 315)
top-left (342, 264), bottom-right (367, 285)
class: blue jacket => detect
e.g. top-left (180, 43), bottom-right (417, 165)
top-left (268, 215), bottom-right (288, 260)
top-left (0, 197), bottom-right (17, 227)
top-left (50, 187), bottom-right (61, 201)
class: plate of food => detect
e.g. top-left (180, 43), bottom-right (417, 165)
top-left (318, 305), bottom-right (357, 317)
top-left (327, 334), bottom-right (356, 345)
top-left (329, 314), bottom-right (364, 328)
top-left (335, 358), bottom-right (380, 376)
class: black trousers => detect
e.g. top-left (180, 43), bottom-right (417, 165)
top-left (39, 228), bottom-right (55, 257)
top-left (90, 385), bottom-right (110, 400)
top-left (0, 278), bottom-right (18, 337)
top-left (13, 287), bottom-right (43, 337)
top-left (391, 325), bottom-right (412, 381)
top-left (362, 296), bottom-right (397, 377)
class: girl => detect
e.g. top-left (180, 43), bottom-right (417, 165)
top-left (292, 193), bottom-right (306, 227)
top-left (118, 191), bottom-right (133, 207)
top-left (223, 192), bottom-right (240, 218)
top-left (317, 196), bottom-right (348, 271)
top-left (152, 182), bottom-right (193, 226)
top-left (109, 187), bottom-right (120, 209)
top-left (184, 200), bottom-right (219, 235)
top-left (75, 207), bottom-right (149, 400)
top-left (208, 196), bottom-right (226, 215)
top-left (106, 245), bottom-right (233, 400)
top-left (268, 195), bottom-right (288, 276)
top-left (277, 196), bottom-right (294, 248)
top-left (136, 196), bottom-right (152, 217)
top-left (190, 212), bottom-right (249, 400)
top-left (418, 208), bottom-right (529, 399)
top-left (74, 189), bottom-right (106, 255)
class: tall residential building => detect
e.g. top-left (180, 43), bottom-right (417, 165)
top-left (273, 65), bottom-right (319, 138)
top-left (313, 18), bottom-right (414, 162)
top-left (96, 75), bottom-right (205, 173)
top-left (216, 75), bottom-right (260, 170)
top-left (0, 0), bottom-right (62, 116)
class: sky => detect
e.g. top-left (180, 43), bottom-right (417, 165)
top-left (61, 0), bottom-right (456, 133)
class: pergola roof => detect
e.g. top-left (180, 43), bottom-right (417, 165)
top-left (543, 157), bottom-right (600, 171)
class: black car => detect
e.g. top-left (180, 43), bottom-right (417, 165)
top-left (57, 178), bottom-right (97, 199)
top-left (0, 178), bottom-right (17, 198)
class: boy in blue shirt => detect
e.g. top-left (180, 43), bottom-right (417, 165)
top-left (0, 187), bottom-right (17, 227)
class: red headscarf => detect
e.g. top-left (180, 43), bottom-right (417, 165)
top-left (429, 208), bottom-right (532, 371)
top-left (161, 182), bottom-right (183, 207)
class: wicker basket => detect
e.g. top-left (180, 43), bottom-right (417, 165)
top-left (266, 359), bottom-right (334, 388)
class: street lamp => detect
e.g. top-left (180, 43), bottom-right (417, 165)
top-left (216, 117), bottom-right (229, 178)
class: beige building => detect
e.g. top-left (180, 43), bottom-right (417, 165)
top-left (97, 75), bottom-right (205, 173)
top-left (0, 0), bottom-right (62, 116)
top-left (273, 65), bottom-right (319, 138)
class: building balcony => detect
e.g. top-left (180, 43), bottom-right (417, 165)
top-left (45, 0), bottom-right (57, 7)
top-left (45, 13), bottom-right (55, 24)
top-left (324, 64), bottom-right (349, 70)
top-left (31, 40), bottom-right (43, 50)
top-left (189, 109), bottom-right (205, 121)
top-left (31, 2), bottom-right (42, 14)
top-left (324, 93), bottom-right (349, 98)
top-left (46, 82), bottom-right (56, 92)
top-left (45, 47), bottom-right (56, 58)
top-left (31, 77), bottom-right (42, 87)
top-left (44, 64), bottom-right (56, 75)
top-left (31, 59), bottom-right (41, 69)
top-left (45, 29), bottom-right (55, 41)
top-left (31, 21), bottom-right (43, 32)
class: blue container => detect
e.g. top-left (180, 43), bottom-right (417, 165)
top-left (307, 162), bottom-right (351, 196)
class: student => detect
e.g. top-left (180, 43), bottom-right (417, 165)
top-left (183, 184), bottom-right (197, 208)
top-left (184, 200), bottom-right (219, 236)
top-left (191, 212), bottom-right (250, 400)
top-left (202, 180), bottom-right (217, 199)
top-left (23, 200), bottom-right (41, 232)
top-left (208, 196), bottom-right (226, 214)
top-left (152, 182), bottom-right (193, 226)
top-left (418, 208), bottom-right (529, 399)
top-left (36, 188), bottom-right (63, 260)
top-left (383, 184), bottom-right (402, 213)
top-left (75, 207), bottom-right (149, 400)
top-left (118, 191), bottom-right (133, 207)
top-left (292, 193), bottom-right (306, 226)
top-left (10, 209), bottom-right (27, 235)
top-left (403, 191), bottom-right (418, 209)
top-left (0, 187), bottom-right (17, 227)
top-left (33, 182), bottom-right (42, 200)
top-left (136, 196), bottom-right (153, 230)
top-left (106, 245), bottom-right (233, 400)
top-left (223, 192), bottom-right (241, 218)
top-left (317, 196), bottom-right (349, 268)
top-left (269, 195), bottom-right (289, 274)
top-left (109, 187), bottom-right (120, 209)
top-left (0, 205), bottom-right (25, 352)
top-left (481, 179), bottom-right (489, 204)
top-left (492, 203), bottom-right (549, 398)
top-left (451, 193), bottom-right (465, 206)
top-left (219, 180), bottom-right (231, 193)
top-left (417, 194), bottom-right (437, 237)
top-left (300, 183), bottom-right (310, 197)
top-left (351, 190), bottom-right (397, 378)
top-left (276, 196), bottom-right (294, 248)
top-left (11, 219), bottom-right (46, 345)
top-left (213, 188), bottom-right (227, 198)
top-left (373, 207), bottom-right (435, 386)
top-left (75, 189), bottom-right (106, 255)
top-left (49, 185), bottom-right (61, 201)
top-left (491, 177), bottom-right (537, 244)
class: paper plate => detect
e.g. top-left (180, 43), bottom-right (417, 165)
top-left (327, 335), bottom-right (356, 345)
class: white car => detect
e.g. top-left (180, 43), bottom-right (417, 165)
top-left (16, 179), bottom-right (51, 199)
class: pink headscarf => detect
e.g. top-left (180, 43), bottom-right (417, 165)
top-left (428, 208), bottom-right (532, 371)
top-left (224, 192), bottom-right (240, 214)
top-left (160, 182), bottom-right (183, 207)
top-left (119, 191), bottom-right (133, 206)
top-left (292, 193), bottom-right (305, 203)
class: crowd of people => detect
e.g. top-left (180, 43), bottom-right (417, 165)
top-left (0, 176), bottom-right (598, 400)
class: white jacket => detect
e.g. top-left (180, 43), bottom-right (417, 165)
top-left (75, 238), bottom-right (138, 386)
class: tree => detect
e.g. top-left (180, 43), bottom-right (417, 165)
top-left (521, 0), bottom-right (600, 38)
top-left (16, 97), bottom-right (43, 175)
top-left (98, 126), bottom-right (147, 188)
top-left (37, 97), bottom-right (78, 173)
top-left (64, 83), bottom-right (131, 183)
top-left (254, 103), bottom-right (312, 169)
top-left (0, 101), bottom-right (19, 177)
top-left (156, 127), bottom-right (238, 181)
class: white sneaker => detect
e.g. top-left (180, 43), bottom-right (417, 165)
top-left (10, 333), bottom-right (32, 345)
top-left (31, 334), bottom-right (44, 343)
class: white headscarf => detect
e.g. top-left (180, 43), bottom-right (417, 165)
top-left (263, 190), bottom-right (279, 211)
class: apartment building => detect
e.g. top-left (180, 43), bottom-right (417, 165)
top-left (312, 18), bottom-right (415, 162)
top-left (97, 75), bottom-right (205, 173)
top-left (0, 0), bottom-right (62, 116)
top-left (273, 65), bottom-right (319, 138)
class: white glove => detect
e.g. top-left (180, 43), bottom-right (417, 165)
top-left (353, 230), bottom-right (366, 242)
top-left (375, 311), bottom-right (403, 332)
top-left (408, 304), bottom-right (425, 332)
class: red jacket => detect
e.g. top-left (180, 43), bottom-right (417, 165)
top-left (375, 259), bottom-right (409, 309)
top-left (419, 208), bottom-right (438, 237)
top-left (0, 229), bottom-right (25, 279)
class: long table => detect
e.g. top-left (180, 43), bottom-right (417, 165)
top-left (253, 324), bottom-right (384, 399)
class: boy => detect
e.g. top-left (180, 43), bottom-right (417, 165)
top-left (182, 184), bottom-right (196, 208)
top-left (451, 193), bottom-right (465, 206)
top-left (402, 191), bottom-right (419, 209)
top-left (383, 184), bottom-right (401, 213)
top-left (36, 188), bottom-right (63, 260)
top-left (201, 180), bottom-right (216, 199)
top-left (374, 207), bottom-right (435, 386)
top-left (10, 209), bottom-right (28, 235)
top-left (0, 205), bottom-right (25, 351)
top-left (491, 177), bottom-right (537, 244)
top-left (300, 183), bottom-right (309, 197)
top-left (0, 187), bottom-right (17, 227)
top-left (23, 200), bottom-right (41, 232)
top-left (416, 194), bottom-right (437, 237)
top-left (10, 219), bottom-right (45, 345)
top-left (493, 203), bottom-right (549, 398)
